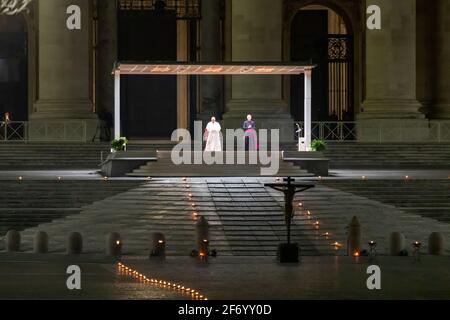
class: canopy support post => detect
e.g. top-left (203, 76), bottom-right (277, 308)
top-left (304, 69), bottom-right (312, 151)
top-left (114, 71), bottom-right (121, 140)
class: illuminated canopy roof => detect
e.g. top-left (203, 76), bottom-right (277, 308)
top-left (114, 61), bottom-right (316, 75)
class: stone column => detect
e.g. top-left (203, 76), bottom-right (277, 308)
top-left (223, 0), bottom-right (293, 142)
top-left (31, 0), bottom-right (97, 140)
top-left (177, 20), bottom-right (189, 130)
top-left (198, 0), bottom-right (223, 122)
top-left (97, 0), bottom-right (117, 115)
top-left (359, 0), bottom-right (427, 142)
top-left (432, 0), bottom-right (450, 119)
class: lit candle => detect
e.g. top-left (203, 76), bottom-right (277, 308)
top-left (413, 241), bottom-right (421, 249)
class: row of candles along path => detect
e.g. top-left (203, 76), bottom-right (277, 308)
top-left (14, 176), bottom-right (154, 181)
top-left (181, 177), bottom-right (344, 250)
top-left (182, 177), bottom-right (200, 221)
top-left (117, 262), bottom-right (208, 300)
top-left (316, 175), bottom-right (416, 181)
top-left (14, 174), bottom-right (450, 182)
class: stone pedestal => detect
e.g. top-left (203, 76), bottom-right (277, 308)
top-left (223, 0), bottom-right (294, 143)
top-left (359, 0), bottom-right (426, 141)
top-left (30, 0), bottom-right (97, 141)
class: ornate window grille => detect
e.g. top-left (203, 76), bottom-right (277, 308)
top-left (328, 35), bottom-right (353, 121)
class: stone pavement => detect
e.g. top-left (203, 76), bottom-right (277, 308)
top-left (0, 259), bottom-right (183, 300)
top-left (0, 256), bottom-right (449, 300)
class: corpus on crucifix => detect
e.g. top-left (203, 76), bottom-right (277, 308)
top-left (265, 177), bottom-right (315, 263)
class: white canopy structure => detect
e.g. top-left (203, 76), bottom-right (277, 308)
top-left (112, 61), bottom-right (316, 150)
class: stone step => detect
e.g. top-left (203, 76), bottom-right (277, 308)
top-left (0, 180), bottom-right (143, 235)
top-left (321, 143), bottom-right (450, 168)
top-left (322, 180), bottom-right (450, 224)
top-left (0, 142), bottom-right (110, 168)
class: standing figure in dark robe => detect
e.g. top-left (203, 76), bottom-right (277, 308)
top-left (243, 114), bottom-right (258, 151)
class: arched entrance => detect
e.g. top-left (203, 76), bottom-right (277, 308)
top-left (0, 14), bottom-right (28, 122)
top-left (116, 0), bottom-right (201, 140)
top-left (289, 4), bottom-right (354, 122)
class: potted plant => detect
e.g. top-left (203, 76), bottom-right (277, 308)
top-left (111, 137), bottom-right (128, 153)
top-left (311, 139), bottom-right (327, 152)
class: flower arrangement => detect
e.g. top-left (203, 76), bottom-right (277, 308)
top-left (311, 139), bottom-right (327, 152)
top-left (111, 137), bottom-right (128, 152)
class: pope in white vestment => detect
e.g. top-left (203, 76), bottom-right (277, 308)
top-left (205, 117), bottom-right (222, 152)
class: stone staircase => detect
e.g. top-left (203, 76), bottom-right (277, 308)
top-left (2, 141), bottom-right (449, 170)
top-left (281, 184), bottom-right (450, 256)
top-left (323, 143), bottom-right (450, 169)
top-left (322, 179), bottom-right (450, 224)
top-left (0, 142), bottom-right (109, 169)
top-left (13, 178), bottom-right (339, 256)
top-left (6, 177), bottom-right (449, 256)
top-left (128, 151), bottom-right (311, 177)
top-left (0, 180), bottom-right (143, 236)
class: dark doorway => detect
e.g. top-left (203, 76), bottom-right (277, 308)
top-left (291, 9), bottom-right (354, 122)
top-left (0, 15), bottom-right (28, 122)
top-left (118, 9), bottom-right (177, 139)
top-left (291, 10), bottom-right (328, 122)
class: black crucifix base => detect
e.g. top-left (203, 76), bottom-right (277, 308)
top-left (266, 177), bottom-right (315, 263)
top-left (277, 243), bottom-right (300, 263)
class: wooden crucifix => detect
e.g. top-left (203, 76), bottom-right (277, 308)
top-left (265, 177), bottom-right (315, 245)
